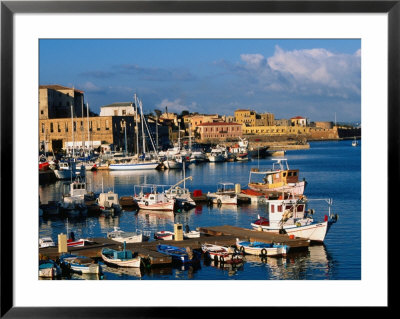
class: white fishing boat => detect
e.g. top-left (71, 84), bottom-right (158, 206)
top-left (58, 177), bottom-right (88, 216)
top-left (250, 196), bottom-right (338, 242)
top-left (163, 176), bottom-right (196, 210)
top-left (96, 185), bottom-right (122, 216)
top-left (207, 182), bottom-right (238, 205)
top-left (163, 154), bottom-right (184, 169)
top-left (248, 158), bottom-right (307, 196)
top-left (134, 185), bottom-right (175, 211)
top-left (208, 145), bottom-right (227, 162)
top-left (39, 237), bottom-right (56, 248)
top-left (54, 161), bottom-right (86, 180)
top-left (107, 227), bottom-right (150, 243)
top-left (189, 150), bottom-right (207, 163)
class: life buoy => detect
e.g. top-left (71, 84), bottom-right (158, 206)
top-left (261, 248), bottom-right (267, 257)
top-left (217, 199), bottom-right (222, 206)
top-left (145, 201), bottom-right (149, 206)
top-left (239, 246), bottom-right (245, 254)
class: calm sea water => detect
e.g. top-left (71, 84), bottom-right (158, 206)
top-left (39, 140), bottom-right (361, 280)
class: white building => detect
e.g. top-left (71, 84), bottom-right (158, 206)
top-left (100, 102), bottom-right (137, 117)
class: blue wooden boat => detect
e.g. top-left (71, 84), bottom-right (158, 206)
top-left (157, 244), bottom-right (201, 263)
top-left (39, 259), bottom-right (61, 278)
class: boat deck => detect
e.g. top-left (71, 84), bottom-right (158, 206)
top-left (39, 226), bottom-right (309, 267)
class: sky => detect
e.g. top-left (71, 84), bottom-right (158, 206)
top-left (39, 39), bottom-right (361, 122)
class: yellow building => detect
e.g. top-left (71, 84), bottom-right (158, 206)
top-left (234, 109), bottom-right (257, 126)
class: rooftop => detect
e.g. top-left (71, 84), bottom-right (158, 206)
top-left (197, 122), bottom-right (241, 126)
top-left (39, 84), bottom-right (84, 94)
top-left (101, 102), bottom-right (134, 108)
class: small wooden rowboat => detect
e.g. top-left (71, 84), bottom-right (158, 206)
top-left (201, 243), bottom-right (243, 264)
top-left (235, 239), bottom-right (289, 257)
top-left (157, 244), bottom-right (201, 264)
top-left (101, 243), bottom-right (141, 268)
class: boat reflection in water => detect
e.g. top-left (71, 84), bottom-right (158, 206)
top-left (101, 264), bottom-right (143, 279)
top-left (137, 210), bottom-right (175, 225)
top-left (203, 257), bottom-right (245, 277)
top-left (97, 214), bottom-right (120, 231)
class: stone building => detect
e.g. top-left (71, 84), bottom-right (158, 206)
top-left (255, 112), bottom-right (275, 126)
top-left (290, 116), bottom-right (308, 127)
top-left (39, 85), bottom-right (85, 119)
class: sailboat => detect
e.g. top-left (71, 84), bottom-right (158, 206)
top-left (109, 94), bottom-right (160, 170)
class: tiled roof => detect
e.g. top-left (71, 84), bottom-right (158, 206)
top-left (291, 116), bottom-right (306, 119)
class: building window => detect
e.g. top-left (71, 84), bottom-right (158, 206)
top-left (106, 120), bottom-right (109, 130)
top-left (58, 123), bottom-right (61, 132)
top-left (41, 110), bottom-right (44, 115)
top-left (73, 122), bottom-right (76, 131)
top-left (122, 110), bottom-right (126, 115)
top-left (50, 123), bottom-right (53, 133)
top-left (65, 123), bottom-right (68, 132)
top-left (41, 123), bottom-right (44, 133)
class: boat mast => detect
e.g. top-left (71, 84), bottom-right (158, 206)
top-left (134, 94), bottom-right (139, 161)
top-left (81, 97), bottom-right (84, 156)
top-left (86, 102), bottom-right (90, 152)
top-left (71, 102), bottom-right (75, 158)
top-left (139, 98), bottom-right (146, 156)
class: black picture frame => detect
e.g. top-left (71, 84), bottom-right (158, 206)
top-left (1, 0), bottom-right (395, 317)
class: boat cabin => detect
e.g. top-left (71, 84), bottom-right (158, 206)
top-left (97, 191), bottom-right (119, 207)
top-left (249, 158), bottom-right (300, 189)
top-left (216, 182), bottom-right (236, 194)
top-left (267, 200), bottom-right (307, 225)
top-left (69, 178), bottom-right (87, 197)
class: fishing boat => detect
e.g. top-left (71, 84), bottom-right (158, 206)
top-left (58, 177), bottom-right (88, 216)
top-left (107, 227), bottom-right (150, 243)
top-left (54, 161), bottom-right (86, 180)
top-left (59, 254), bottom-right (102, 274)
top-left (67, 232), bottom-right (93, 247)
top-left (39, 259), bottom-right (61, 278)
top-left (250, 196), bottom-right (338, 242)
top-left (163, 154), bottom-right (184, 169)
top-left (189, 150), bottom-right (207, 163)
top-left (96, 191), bottom-right (122, 216)
top-left (235, 239), bottom-right (290, 257)
top-left (154, 230), bottom-right (174, 240)
top-left (134, 185), bottom-right (175, 211)
top-left (247, 158), bottom-right (307, 196)
top-left (39, 154), bottom-right (50, 171)
top-left (39, 237), bottom-right (56, 248)
top-left (156, 244), bottom-right (201, 264)
top-left (208, 145), bottom-right (227, 162)
top-left (163, 176), bottom-right (196, 210)
top-left (229, 138), bottom-right (250, 161)
top-left (101, 243), bottom-right (141, 268)
top-left (201, 243), bottom-right (243, 264)
top-left (206, 182), bottom-right (238, 205)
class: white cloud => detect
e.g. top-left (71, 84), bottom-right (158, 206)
top-left (157, 98), bottom-right (198, 113)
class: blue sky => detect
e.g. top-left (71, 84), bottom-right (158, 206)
top-left (40, 39), bottom-right (361, 122)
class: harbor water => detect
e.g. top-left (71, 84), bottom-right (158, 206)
top-left (39, 140), bottom-right (361, 280)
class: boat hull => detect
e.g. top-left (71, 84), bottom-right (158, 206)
top-left (101, 252), bottom-right (141, 268)
top-left (236, 241), bottom-right (289, 257)
top-left (248, 180), bottom-right (306, 196)
top-left (108, 162), bottom-right (159, 170)
top-left (138, 201), bottom-right (175, 211)
top-left (256, 221), bottom-right (329, 243)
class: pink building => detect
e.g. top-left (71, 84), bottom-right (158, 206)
top-left (197, 122), bottom-right (242, 140)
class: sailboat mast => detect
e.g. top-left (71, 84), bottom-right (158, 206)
top-left (134, 94), bottom-right (139, 159)
top-left (86, 102), bottom-right (90, 151)
top-left (140, 99), bottom-right (146, 156)
top-left (81, 97), bottom-right (84, 155)
top-left (71, 102), bottom-right (75, 158)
